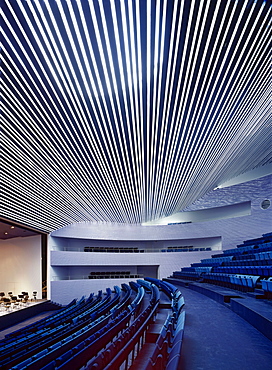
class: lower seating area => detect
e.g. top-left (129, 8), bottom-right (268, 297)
top-left (0, 279), bottom-right (185, 370)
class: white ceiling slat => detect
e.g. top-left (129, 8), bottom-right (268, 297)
top-left (1, 0), bottom-right (271, 232)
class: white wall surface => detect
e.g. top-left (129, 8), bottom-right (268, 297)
top-left (51, 279), bottom-right (131, 306)
top-left (49, 236), bottom-right (221, 252)
top-left (49, 250), bottom-right (213, 304)
top-left (0, 235), bottom-right (42, 299)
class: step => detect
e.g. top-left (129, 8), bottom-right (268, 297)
top-left (246, 292), bottom-right (266, 299)
top-left (254, 288), bottom-right (265, 294)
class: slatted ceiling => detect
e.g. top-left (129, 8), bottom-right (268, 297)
top-left (1, 0), bottom-right (271, 232)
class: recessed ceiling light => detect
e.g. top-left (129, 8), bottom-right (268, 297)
top-left (4, 232), bottom-right (8, 235)
top-left (10, 226), bottom-right (15, 229)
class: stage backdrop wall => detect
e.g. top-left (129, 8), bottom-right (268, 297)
top-left (0, 235), bottom-right (42, 299)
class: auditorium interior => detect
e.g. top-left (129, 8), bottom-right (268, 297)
top-left (1, 0), bottom-right (272, 369)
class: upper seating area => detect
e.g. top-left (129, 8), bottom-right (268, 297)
top-left (73, 245), bottom-right (212, 253)
top-left (171, 232), bottom-right (272, 299)
top-left (161, 246), bottom-right (211, 252)
top-left (84, 246), bottom-right (145, 253)
top-left (0, 279), bottom-right (185, 370)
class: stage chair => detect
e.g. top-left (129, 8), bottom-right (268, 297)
top-left (22, 294), bottom-right (29, 305)
top-left (3, 298), bottom-right (11, 310)
top-left (11, 296), bottom-right (20, 309)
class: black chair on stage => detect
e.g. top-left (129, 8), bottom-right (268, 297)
top-left (3, 298), bottom-right (11, 310)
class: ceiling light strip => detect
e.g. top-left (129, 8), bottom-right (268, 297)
top-left (127, 0), bottom-right (145, 221)
top-left (148, 0), bottom-right (164, 218)
top-left (82, 0), bottom-right (140, 221)
top-left (171, 0), bottom-right (241, 185)
top-left (1, 103), bottom-right (124, 222)
top-left (66, 0), bottom-right (138, 221)
top-left (95, 0), bottom-right (140, 221)
top-left (156, 0), bottom-right (207, 216)
top-left (0, 48), bottom-right (99, 181)
top-left (1, 75), bottom-right (98, 187)
top-left (2, 119), bottom-right (124, 223)
top-left (128, 1), bottom-right (144, 223)
top-left (30, 0), bottom-right (121, 178)
top-left (149, 0), bottom-right (169, 219)
top-left (159, 0), bottom-right (233, 205)
top-left (162, 0), bottom-right (264, 215)
top-left (153, 0), bottom-right (199, 217)
top-left (2, 170), bottom-right (91, 224)
top-left (153, 0), bottom-right (185, 218)
top-left (2, 6), bottom-right (109, 181)
top-left (181, 5), bottom-right (271, 188)
top-left (145, 0), bottom-right (152, 220)
top-left (156, 0), bottom-right (215, 216)
top-left (135, 0), bottom-right (146, 221)
top-left (119, 0), bottom-right (143, 222)
top-left (7, 0), bottom-right (131, 220)
top-left (47, 0), bottom-right (134, 220)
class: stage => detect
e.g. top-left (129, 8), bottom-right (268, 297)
top-left (0, 300), bottom-right (62, 332)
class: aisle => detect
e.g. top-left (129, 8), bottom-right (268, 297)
top-left (177, 285), bottom-right (272, 370)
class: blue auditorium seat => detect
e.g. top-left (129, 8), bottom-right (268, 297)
top-left (55, 349), bottom-right (74, 367)
top-left (31, 348), bottom-right (49, 361)
top-left (11, 358), bottom-right (32, 369)
top-left (40, 361), bottom-right (56, 370)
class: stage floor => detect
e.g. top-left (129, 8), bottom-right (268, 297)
top-left (0, 299), bottom-right (45, 317)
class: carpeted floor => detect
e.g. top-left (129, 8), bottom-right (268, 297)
top-left (177, 285), bottom-right (272, 370)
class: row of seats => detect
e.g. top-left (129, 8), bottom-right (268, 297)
top-left (203, 273), bottom-right (260, 292)
top-left (144, 278), bottom-right (185, 370)
top-left (50, 280), bottom-right (183, 370)
top-left (77, 281), bottom-right (161, 370)
top-left (1, 288), bottom-right (122, 369)
top-left (213, 266), bottom-right (272, 277)
top-left (88, 271), bottom-right (142, 279)
top-left (0, 280), bottom-right (184, 370)
top-left (84, 246), bottom-right (211, 253)
top-left (261, 277), bottom-right (272, 297)
top-left (173, 271), bottom-right (200, 281)
top-left (238, 233), bottom-right (272, 247)
top-left (194, 249), bottom-right (272, 267)
top-left (162, 247), bottom-right (211, 252)
top-left (84, 247), bottom-right (144, 253)
top-left (201, 256), bottom-right (233, 265)
top-left (171, 233), bottom-right (272, 299)
top-left (222, 259), bottom-right (272, 266)
top-left (217, 240), bottom-right (272, 257)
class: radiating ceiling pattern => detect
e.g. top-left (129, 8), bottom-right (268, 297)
top-left (1, 0), bottom-right (271, 232)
